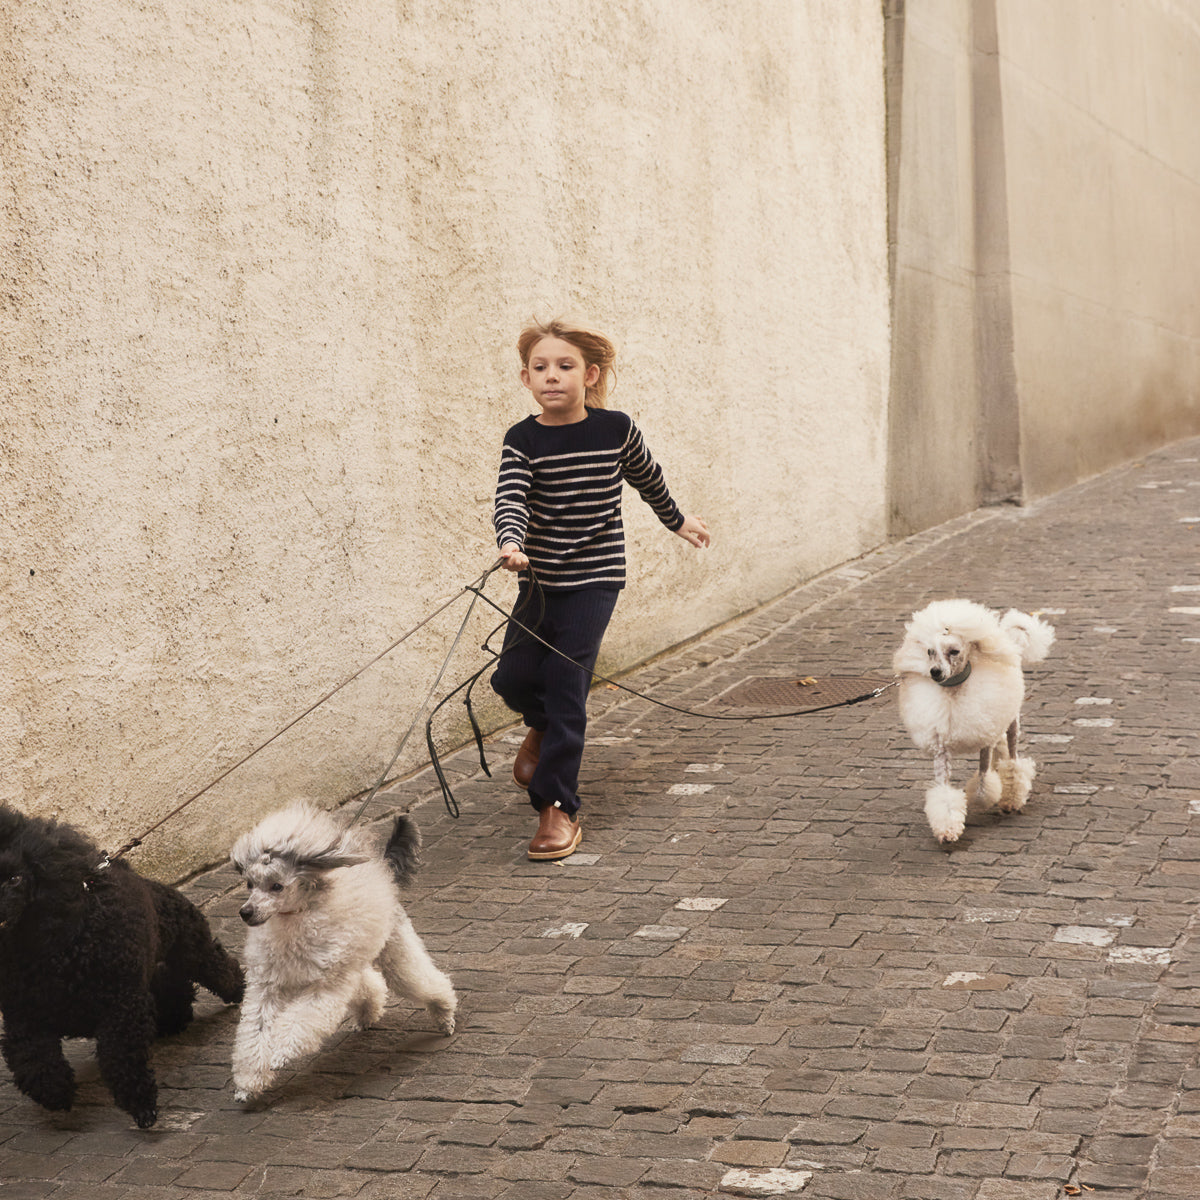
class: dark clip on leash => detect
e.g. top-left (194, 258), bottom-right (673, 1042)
top-left (425, 570), bottom-right (548, 818)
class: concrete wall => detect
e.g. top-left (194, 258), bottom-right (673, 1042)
top-left (1, 1), bottom-right (890, 876)
top-left (1000, 0), bottom-right (1200, 497)
top-left (887, 0), bottom-right (1200, 535)
top-left (886, 0), bottom-right (983, 535)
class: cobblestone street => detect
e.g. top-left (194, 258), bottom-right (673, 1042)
top-left (3, 438), bottom-right (1200, 1200)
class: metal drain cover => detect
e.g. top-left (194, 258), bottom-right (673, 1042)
top-left (717, 674), bottom-right (894, 709)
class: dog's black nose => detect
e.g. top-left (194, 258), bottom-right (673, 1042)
top-left (930, 667), bottom-right (944, 681)
top-left (239, 906), bottom-right (254, 924)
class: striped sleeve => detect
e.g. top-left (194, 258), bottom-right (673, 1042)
top-left (620, 420), bottom-right (684, 531)
top-left (494, 441), bottom-right (531, 549)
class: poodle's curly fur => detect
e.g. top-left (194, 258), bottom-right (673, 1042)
top-left (229, 803), bottom-right (456, 1104)
top-left (893, 599), bottom-right (1055, 844)
top-left (0, 806), bottom-right (244, 1127)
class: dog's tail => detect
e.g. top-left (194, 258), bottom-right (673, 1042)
top-left (383, 815), bottom-right (422, 886)
top-left (1000, 609), bottom-right (1056, 665)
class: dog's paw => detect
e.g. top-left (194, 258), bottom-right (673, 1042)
top-left (232, 1067), bottom-right (269, 1103)
top-left (997, 757), bottom-right (1036, 812)
top-left (427, 998), bottom-right (456, 1036)
top-left (233, 1075), bottom-right (266, 1104)
top-left (351, 989), bottom-right (387, 1030)
top-left (925, 784), bottom-right (967, 843)
top-left (131, 1103), bottom-right (158, 1129)
top-left (966, 770), bottom-right (1003, 812)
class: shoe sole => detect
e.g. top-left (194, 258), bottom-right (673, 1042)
top-left (527, 825), bottom-right (582, 861)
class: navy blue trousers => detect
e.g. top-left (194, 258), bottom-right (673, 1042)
top-left (490, 585), bottom-right (619, 816)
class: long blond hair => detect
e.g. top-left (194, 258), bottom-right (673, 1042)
top-left (517, 318), bottom-right (616, 409)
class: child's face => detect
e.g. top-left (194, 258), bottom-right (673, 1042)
top-left (520, 336), bottom-right (598, 425)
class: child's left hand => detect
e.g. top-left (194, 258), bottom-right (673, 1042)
top-left (675, 515), bottom-right (711, 549)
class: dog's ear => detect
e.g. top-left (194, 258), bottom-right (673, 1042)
top-left (296, 843), bottom-right (370, 873)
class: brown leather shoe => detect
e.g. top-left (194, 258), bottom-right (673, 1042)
top-left (527, 804), bottom-right (582, 861)
top-left (512, 727), bottom-right (544, 790)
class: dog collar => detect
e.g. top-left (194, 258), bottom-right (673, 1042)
top-left (936, 662), bottom-right (972, 688)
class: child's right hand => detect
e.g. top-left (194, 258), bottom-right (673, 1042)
top-left (674, 515), bottom-right (711, 549)
top-left (499, 543), bottom-right (529, 572)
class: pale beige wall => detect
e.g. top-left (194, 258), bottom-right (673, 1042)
top-left (886, 0), bottom-right (982, 536)
top-left (999, 0), bottom-right (1200, 497)
top-left (888, 0), bottom-right (1200, 534)
top-left (1, 1), bottom-right (890, 876)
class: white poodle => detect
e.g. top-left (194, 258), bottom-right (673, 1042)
top-left (229, 803), bottom-right (457, 1103)
top-left (893, 599), bottom-right (1055, 844)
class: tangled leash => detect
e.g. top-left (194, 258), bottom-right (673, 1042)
top-left (104, 557), bottom-right (896, 856)
top-left (105, 562), bottom-right (506, 862)
top-left (423, 564), bottom-right (897, 817)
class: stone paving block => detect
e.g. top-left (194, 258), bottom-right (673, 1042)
top-left (567, 1154), bottom-right (654, 1186)
top-left (1035, 1108), bottom-right (1104, 1137)
top-left (260, 1165), bottom-right (374, 1196)
top-left (415, 1143), bottom-right (505, 1174)
top-left (974, 1183), bottom-right (1061, 1200)
top-left (863, 1123), bottom-right (935, 1150)
top-left (490, 1185), bottom-right (573, 1200)
top-left (941, 1148), bottom-right (1011, 1177)
top-left (173, 1159), bottom-right (257, 1190)
top-left (958, 1101), bottom-right (1038, 1130)
top-left (415, 1179), bottom-right (497, 1200)
top-left (899, 1179), bottom-right (977, 1200)
top-left (344, 1138), bottom-right (426, 1172)
top-left (1085, 1133), bottom-right (1157, 1165)
top-left (1076, 1160), bottom-right (1150, 1189)
top-left (803, 1170), bottom-right (903, 1198)
top-left (15, 1188), bottom-right (141, 1200)
top-left (1141, 1165), bottom-right (1200, 1195)
top-left (823, 1095), bottom-right (903, 1122)
top-left (111, 1157), bottom-right (191, 1187)
top-left (639, 1157), bottom-right (729, 1190)
top-left (0, 1150), bottom-right (61, 1184)
top-left (707, 1138), bottom-right (790, 1168)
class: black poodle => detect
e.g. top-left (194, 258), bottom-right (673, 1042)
top-left (0, 805), bottom-right (244, 1127)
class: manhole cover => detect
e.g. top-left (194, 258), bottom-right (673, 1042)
top-left (717, 675), bottom-right (894, 709)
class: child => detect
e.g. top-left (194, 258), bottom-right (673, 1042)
top-left (491, 318), bottom-right (710, 860)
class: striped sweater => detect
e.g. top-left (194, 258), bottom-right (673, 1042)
top-left (494, 408), bottom-right (684, 591)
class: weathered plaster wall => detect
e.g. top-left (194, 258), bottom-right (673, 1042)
top-left (999, 0), bottom-right (1200, 497)
top-left (886, 0), bottom-right (981, 536)
top-left (1, 1), bottom-right (890, 876)
top-left (887, 0), bottom-right (1200, 535)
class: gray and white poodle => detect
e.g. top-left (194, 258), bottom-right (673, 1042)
top-left (229, 803), bottom-right (456, 1103)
